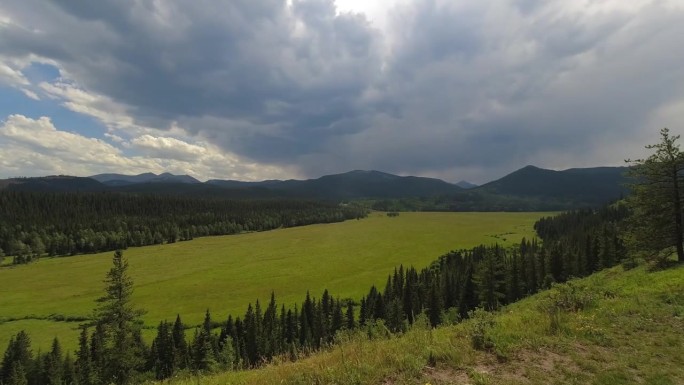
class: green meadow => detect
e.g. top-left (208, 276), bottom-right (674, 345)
top-left (0, 212), bottom-right (546, 351)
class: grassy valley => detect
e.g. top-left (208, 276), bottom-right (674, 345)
top-left (0, 212), bottom-right (544, 351)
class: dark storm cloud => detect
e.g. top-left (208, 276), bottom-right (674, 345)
top-left (1, 0), bottom-right (683, 182)
top-left (1, 0), bottom-right (381, 154)
top-left (301, 0), bottom-right (684, 182)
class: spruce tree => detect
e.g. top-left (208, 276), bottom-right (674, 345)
top-left (45, 338), bottom-right (63, 385)
top-left (1, 331), bottom-right (32, 384)
top-left (150, 321), bottom-right (175, 380)
top-left (474, 247), bottom-right (506, 311)
top-left (171, 315), bottom-right (189, 370)
top-left (75, 327), bottom-right (95, 385)
top-left (191, 311), bottom-right (217, 372)
top-left (345, 301), bottom-right (355, 330)
top-left (626, 128), bottom-right (684, 264)
top-left (7, 362), bottom-right (28, 385)
top-left (93, 250), bottom-right (145, 385)
top-left (62, 353), bottom-right (77, 385)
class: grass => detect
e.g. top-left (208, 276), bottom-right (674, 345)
top-left (0, 212), bottom-right (545, 351)
top-left (163, 264), bottom-right (684, 385)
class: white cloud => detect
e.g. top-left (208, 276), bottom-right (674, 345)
top-left (0, 114), bottom-right (296, 181)
top-left (129, 135), bottom-right (208, 162)
top-left (38, 81), bottom-right (147, 134)
top-left (0, 61), bottom-right (28, 87)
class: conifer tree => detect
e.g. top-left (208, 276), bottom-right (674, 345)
top-left (626, 128), bottom-right (684, 264)
top-left (1, 331), bottom-right (32, 385)
top-left (93, 250), bottom-right (145, 385)
top-left (150, 321), bottom-right (175, 380)
top-left (75, 327), bottom-right (96, 385)
top-left (171, 315), bottom-right (189, 370)
top-left (345, 301), bottom-right (355, 330)
top-left (44, 338), bottom-right (63, 385)
top-left (191, 310), bottom-right (217, 372)
top-left (62, 353), bottom-right (76, 385)
top-left (427, 278), bottom-right (443, 327)
top-left (474, 247), bottom-right (506, 311)
top-left (7, 362), bottom-right (28, 385)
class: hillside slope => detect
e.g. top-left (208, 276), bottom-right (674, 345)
top-left (0, 176), bottom-right (107, 192)
top-left (90, 172), bottom-right (201, 185)
top-left (167, 265), bottom-right (683, 385)
top-left (476, 165), bottom-right (629, 206)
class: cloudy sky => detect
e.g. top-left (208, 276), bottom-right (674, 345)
top-left (1, 0), bottom-right (683, 183)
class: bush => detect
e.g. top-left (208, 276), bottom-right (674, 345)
top-left (538, 280), bottom-right (595, 334)
top-left (468, 308), bottom-right (496, 351)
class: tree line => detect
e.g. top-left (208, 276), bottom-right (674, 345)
top-left (0, 204), bottom-right (627, 384)
top-left (0, 192), bottom-right (367, 263)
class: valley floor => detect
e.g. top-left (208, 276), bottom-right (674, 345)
top-left (0, 212), bottom-right (544, 351)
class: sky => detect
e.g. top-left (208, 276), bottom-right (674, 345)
top-left (1, 0), bottom-right (683, 183)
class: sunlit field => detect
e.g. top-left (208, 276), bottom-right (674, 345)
top-left (0, 212), bottom-right (548, 350)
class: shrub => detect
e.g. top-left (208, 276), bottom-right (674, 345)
top-left (468, 308), bottom-right (496, 351)
top-left (538, 280), bottom-right (595, 334)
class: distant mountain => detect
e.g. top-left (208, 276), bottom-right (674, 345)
top-left (0, 176), bottom-right (107, 192)
top-left (455, 180), bottom-right (478, 189)
top-left (90, 172), bottom-right (201, 186)
top-left (475, 165), bottom-right (630, 206)
top-left (207, 170), bottom-right (462, 199)
top-left (269, 170), bottom-right (463, 199)
top-left (0, 166), bottom-right (631, 210)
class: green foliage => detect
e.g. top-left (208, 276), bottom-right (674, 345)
top-left (467, 308), bottom-right (496, 351)
top-left (538, 280), bottom-right (595, 334)
top-left (625, 128), bottom-right (684, 265)
top-left (0, 331), bottom-right (32, 385)
top-left (0, 191), bottom-right (367, 258)
top-left (94, 250), bottom-right (147, 385)
top-left (473, 246), bottom-right (506, 310)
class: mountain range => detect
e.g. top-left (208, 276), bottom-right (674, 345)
top-left (0, 166), bottom-right (630, 210)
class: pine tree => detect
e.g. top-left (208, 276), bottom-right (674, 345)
top-left (150, 321), bottom-right (175, 380)
top-left (345, 301), bottom-right (355, 330)
top-left (1, 331), bottom-right (32, 384)
top-left (62, 353), bottom-right (77, 385)
top-left (75, 326), bottom-right (96, 385)
top-left (89, 323), bottom-right (106, 383)
top-left (426, 278), bottom-right (442, 327)
top-left (191, 311), bottom-right (217, 372)
top-left (626, 128), bottom-right (684, 264)
top-left (7, 362), bottom-right (28, 385)
top-left (93, 250), bottom-right (146, 385)
top-left (45, 338), bottom-right (63, 385)
top-left (171, 315), bottom-right (189, 370)
top-left (331, 300), bottom-right (344, 335)
top-left (474, 247), bottom-right (506, 311)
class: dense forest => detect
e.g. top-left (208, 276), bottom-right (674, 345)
top-left (0, 191), bottom-right (367, 262)
top-left (0, 205), bottom-right (629, 384)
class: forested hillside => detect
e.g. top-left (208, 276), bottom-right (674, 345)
top-left (0, 191), bottom-right (366, 260)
